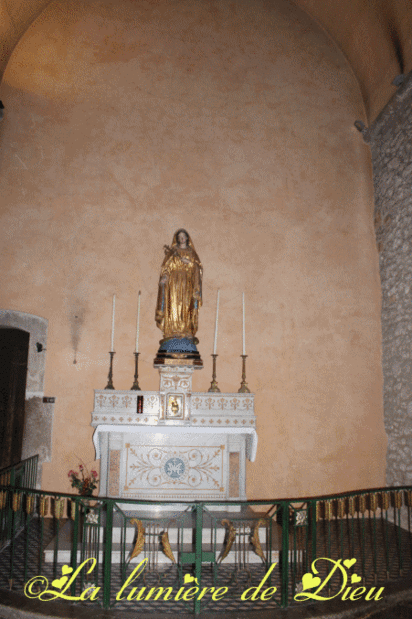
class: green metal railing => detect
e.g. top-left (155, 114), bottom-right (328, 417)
top-left (0, 458), bottom-right (411, 615)
top-left (0, 455), bottom-right (38, 547)
top-left (0, 455), bottom-right (38, 492)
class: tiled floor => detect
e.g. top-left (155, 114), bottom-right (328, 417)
top-left (0, 511), bottom-right (411, 618)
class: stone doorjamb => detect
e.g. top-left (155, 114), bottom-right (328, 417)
top-left (0, 310), bottom-right (52, 487)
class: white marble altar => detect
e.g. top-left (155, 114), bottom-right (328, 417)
top-left (91, 365), bottom-right (257, 504)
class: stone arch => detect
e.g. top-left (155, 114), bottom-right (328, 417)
top-left (0, 310), bottom-right (52, 485)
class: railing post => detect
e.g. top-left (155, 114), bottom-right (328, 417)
top-left (280, 501), bottom-right (289, 608)
top-left (70, 498), bottom-right (80, 597)
top-left (6, 467), bottom-right (16, 542)
top-left (103, 500), bottom-right (113, 610)
top-left (8, 493), bottom-right (16, 587)
top-left (310, 500), bottom-right (317, 564)
top-left (194, 502), bottom-right (203, 616)
top-left (396, 501), bottom-right (403, 575)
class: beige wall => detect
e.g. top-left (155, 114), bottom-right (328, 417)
top-left (293, 0), bottom-right (412, 121)
top-left (2, 0), bottom-right (412, 121)
top-left (0, 0), bottom-right (52, 77)
top-left (0, 0), bottom-right (386, 498)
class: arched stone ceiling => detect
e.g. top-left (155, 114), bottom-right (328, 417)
top-left (0, 0), bottom-right (52, 75)
top-left (292, 0), bottom-right (412, 121)
top-left (0, 0), bottom-right (411, 120)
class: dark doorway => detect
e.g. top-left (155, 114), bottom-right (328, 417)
top-left (0, 328), bottom-right (29, 469)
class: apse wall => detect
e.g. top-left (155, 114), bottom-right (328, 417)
top-left (293, 0), bottom-right (412, 122)
top-left (0, 0), bottom-right (387, 498)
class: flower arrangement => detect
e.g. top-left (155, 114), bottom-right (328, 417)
top-left (68, 463), bottom-right (98, 496)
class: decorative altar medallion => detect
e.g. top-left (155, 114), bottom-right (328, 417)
top-left (164, 457), bottom-right (185, 479)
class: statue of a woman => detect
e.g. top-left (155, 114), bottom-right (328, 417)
top-left (155, 229), bottom-right (202, 341)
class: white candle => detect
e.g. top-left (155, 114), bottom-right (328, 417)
top-left (110, 294), bottom-right (116, 352)
top-left (135, 291), bottom-right (141, 353)
top-left (242, 292), bottom-right (246, 356)
top-left (213, 289), bottom-right (220, 355)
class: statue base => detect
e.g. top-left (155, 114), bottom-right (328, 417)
top-left (154, 337), bottom-right (203, 367)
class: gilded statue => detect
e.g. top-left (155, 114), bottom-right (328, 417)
top-left (155, 229), bottom-right (202, 341)
top-left (170, 398), bottom-right (179, 416)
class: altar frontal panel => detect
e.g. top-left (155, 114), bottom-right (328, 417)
top-left (122, 434), bottom-right (227, 500)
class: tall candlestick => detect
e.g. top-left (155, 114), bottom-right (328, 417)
top-left (213, 289), bottom-right (220, 355)
top-left (111, 294), bottom-right (116, 352)
top-left (208, 354), bottom-right (221, 392)
top-left (135, 291), bottom-right (141, 353)
top-left (105, 351), bottom-right (115, 390)
top-left (242, 292), bottom-right (246, 356)
top-left (238, 354), bottom-right (250, 393)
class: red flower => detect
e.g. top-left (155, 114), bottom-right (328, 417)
top-left (79, 464), bottom-right (84, 470)
top-left (91, 470), bottom-right (98, 478)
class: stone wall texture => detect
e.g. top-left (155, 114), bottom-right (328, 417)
top-left (371, 72), bottom-right (412, 486)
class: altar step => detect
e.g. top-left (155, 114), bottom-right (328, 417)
top-left (43, 509), bottom-right (290, 566)
top-left (44, 538), bottom-right (275, 565)
top-left (80, 506), bottom-right (270, 544)
top-left (63, 521), bottom-right (269, 545)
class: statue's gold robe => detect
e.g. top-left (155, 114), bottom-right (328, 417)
top-left (155, 232), bottom-right (202, 340)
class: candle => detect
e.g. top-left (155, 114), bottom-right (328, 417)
top-left (242, 292), bottom-right (246, 356)
top-left (213, 289), bottom-right (220, 355)
top-left (135, 291), bottom-right (141, 353)
top-left (111, 294), bottom-right (116, 352)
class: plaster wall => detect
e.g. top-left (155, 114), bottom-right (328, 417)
top-left (293, 0), bottom-right (412, 122)
top-left (0, 0), bottom-right (52, 77)
top-left (0, 0), bottom-right (386, 498)
top-left (2, 0), bottom-right (412, 122)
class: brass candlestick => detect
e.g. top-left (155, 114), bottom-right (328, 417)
top-left (105, 351), bottom-right (115, 390)
top-left (208, 354), bottom-right (221, 392)
top-left (238, 355), bottom-right (250, 393)
top-left (131, 352), bottom-right (141, 390)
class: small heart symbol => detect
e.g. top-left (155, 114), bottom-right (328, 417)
top-left (302, 573), bottom-right (321, 591)
top-left (51, 576), bottom-right (68, 589)
top-left (343, 558), bottom-right (356, 569)
top-left (184, 574), bottom-right (198, 585)
top-left (62, 565), bottom-right (73, 576)
top-left (351, 574), bottom-right (362, 584)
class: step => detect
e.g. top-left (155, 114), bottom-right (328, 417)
top-left (43, 511), bottom-right (286, 565)
top-left (43, 525), bottom-right (274, 565)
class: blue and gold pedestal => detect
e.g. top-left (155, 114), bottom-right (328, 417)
top-left (154, 337), bottom-right (203, 367)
